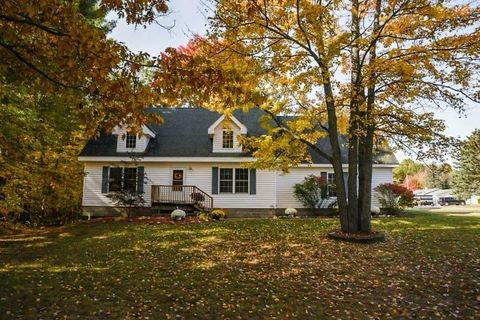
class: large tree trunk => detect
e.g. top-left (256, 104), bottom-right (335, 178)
top-left (347, 117), bottom-right (359, 232)
top-left (308, 7), bottom-right (350, 231)
top-left (346, 0), bottom-right (362, 232)
top-left (321, 74), bottom-right (348, 229)
top-left (358, 129), bottom-right (374, 232)
top-left (357, 0), bottom-right (383, 233)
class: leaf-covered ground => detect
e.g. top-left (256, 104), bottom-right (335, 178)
top-left (0, 211), bottom-right (479, 319)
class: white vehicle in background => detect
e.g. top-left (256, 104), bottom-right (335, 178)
top-left (414, 194), bottom-right (434, 206)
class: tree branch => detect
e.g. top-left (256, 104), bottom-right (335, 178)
top-left (0, 14), bottom-right (68, 36)
top-left (0, 40), bottom-right (71, 88)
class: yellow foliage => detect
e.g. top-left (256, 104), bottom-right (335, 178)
top-left (155, 0), bottom-right (479, 174)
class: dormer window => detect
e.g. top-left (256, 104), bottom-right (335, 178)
top-left (222, 130), bottom-right (233, 149)
top-left (208, 115), bottom-right (247, 153)
top-left (126, 133), bottom-right (137, 149)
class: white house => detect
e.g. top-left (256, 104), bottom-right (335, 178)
top-left (466, 195), bottom-right (479, 205)
top-left (78, 107), bottom-right (398, 217)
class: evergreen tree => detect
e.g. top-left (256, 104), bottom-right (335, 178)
top-left (453, 130), bottom-right (480, 199)
top-left (425, 163), bottom-right (453, 190)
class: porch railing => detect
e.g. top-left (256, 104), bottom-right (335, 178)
top-left (151, 185), bottom-right (213, 211)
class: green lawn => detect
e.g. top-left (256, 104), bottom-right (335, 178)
top-left (1, 212), bottom-right (479, 319)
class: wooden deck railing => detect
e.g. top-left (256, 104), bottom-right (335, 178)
top-left (151, 185), bottom-right (213, 211)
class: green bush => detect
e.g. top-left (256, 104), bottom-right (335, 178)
top-left (293, 174), bottom-right (336, 208)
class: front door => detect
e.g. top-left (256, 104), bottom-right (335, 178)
top-left (172, 169), bottom-right (184, 192)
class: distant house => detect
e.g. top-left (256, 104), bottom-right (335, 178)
top-left (78, 108), bottom-right (398, 217)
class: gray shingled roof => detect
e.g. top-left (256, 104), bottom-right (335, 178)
top-left (80, 107), bottom-right (398, 165)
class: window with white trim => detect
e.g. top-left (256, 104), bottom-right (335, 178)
top-left (235, 168), bottom-right (249, 193)
top-left (219, 168), bottom-right (249, 193)
top-left (327, 173), bottom-right (337, 197)
top-left (126, 133), bottom-right (137, 149)
top-left (109, 168), bottom-right (123, 192)
top-left (108, 167), bottom-right (137, 192)
top-left (222, 130), bottom-right (234, 148)
top-left (123, 168), bottom-right (137, 191)
top-left (219, 168), bottom-right (233, 193)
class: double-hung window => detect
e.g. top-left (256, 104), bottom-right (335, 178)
top-left (219, 168), bottom-right (248, 193)
top-left (222, 130), bottom-right (234, 149)
top-left (219, 168), bottom-right (233, 193)
top-left (109, 168), bottom-right (123, 192)
top-left (235, 168), bottom-right (249, 193)
top-left (126, 133), bottom-right (137, 149)
top-left (108, 167), bottom-right (137, 192)
top-left (123, 168), bottom-right (138, 191)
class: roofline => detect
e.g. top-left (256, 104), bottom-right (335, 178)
top-left (112, 124), bottom-right (156, 138)
top-left (141, 125), bottom-right (156, 138)
top-left (207, 114), bottom-right (248, 135)
top-left (78, 156), bottom-right (398, 167)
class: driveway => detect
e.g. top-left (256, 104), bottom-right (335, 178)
top-left (413, 205), bottom-right (480, 217)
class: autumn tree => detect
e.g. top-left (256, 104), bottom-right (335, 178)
top-left (154, 0), bottom-right (479, 234)
top-left (0, 0), bottom-right (169, 223)
top-left (453, 129), bottom-right (480, 199)
top-left (0, 0), bottom-right (168, 129)
top-left (405, 169), bottom-right (428, 190)
top-left (393, 159), bottom-right (425, 184)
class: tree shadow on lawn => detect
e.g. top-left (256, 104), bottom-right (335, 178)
top-left (0, 216), bottom-right (479, 319)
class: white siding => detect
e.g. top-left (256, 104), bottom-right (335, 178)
top-left (371, 167), bottom-right (394, 208)
top-left (82, 163), bottom-right (115, 206)
top-left (212, 122), bottom-right (243, 153)
top-left (82, 162), bottom-right (277, 209)
top-left (275, 166), bottom-right (394, 208)
top-left (276, 167), bottom-right (334, 208)
top-left (116, 133), bottom-right (150, 153)
top-left (112, 126), bottom-right (153, 153)
top-left (206, 165), bottom-right (276, 208)
top-left (82, 161), bottom-right (393, 209)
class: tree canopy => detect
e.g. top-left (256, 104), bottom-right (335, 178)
top-left (393, 159), bottom-right (426, 184)
top-left (0, 0), bottom-right (168, 223)
top-left (154, 0), bottom-right (480, 233)
top-left (394, 159), bottom-right (453, 190)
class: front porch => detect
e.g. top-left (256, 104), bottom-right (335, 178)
top-left (151, 185), bottom-right (213, 213)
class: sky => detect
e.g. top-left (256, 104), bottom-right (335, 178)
top-left (108, 0), bottom-right (480, 162)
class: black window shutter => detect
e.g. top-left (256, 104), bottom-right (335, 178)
top-left (320, 171), bottom-right (327, 198)
top-left (137, 167), bottom-right (144, 193)
top-left (102, 166), bottom-right (109, 193)
top-left (343, 172), bottom-right (349, 197)
top-left (249, 169), bottom-right (256, 195)
top-left (212, 167), bottom-right (219, 194)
